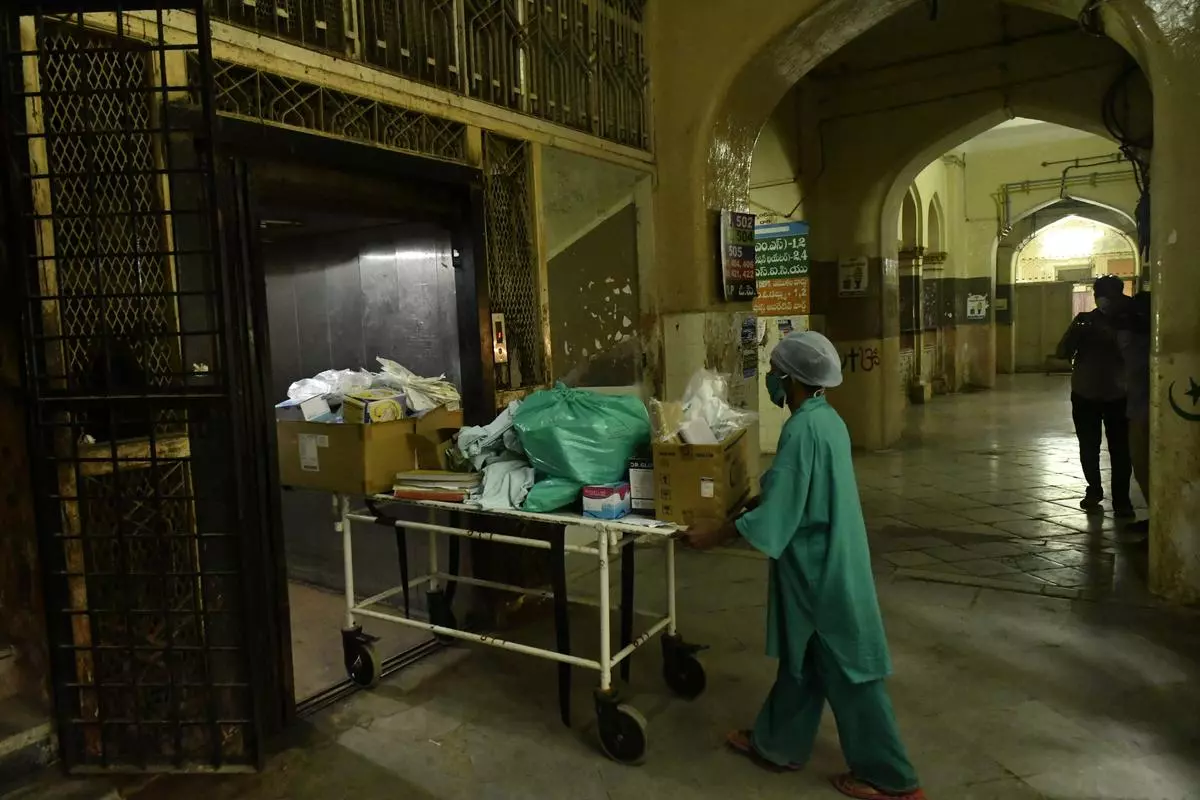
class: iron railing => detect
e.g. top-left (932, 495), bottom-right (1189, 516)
top-left (0, 3), bottom-right (266, 771)
top-left (209, 0), bottom-right (650, 151)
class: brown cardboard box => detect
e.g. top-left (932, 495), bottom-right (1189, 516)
top-left (653, 427), bottom-right (751, 526)
top-left (277, 406), bottom-right (464, 495)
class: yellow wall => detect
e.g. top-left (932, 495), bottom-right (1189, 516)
top-left (749, 91), bottom-right (804, 225)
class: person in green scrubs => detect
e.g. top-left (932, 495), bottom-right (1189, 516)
top-left (679, 331), bottom-right (924, 800)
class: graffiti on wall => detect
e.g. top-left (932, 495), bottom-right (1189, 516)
top-left (1168, 377), bottom-right (1200, 422)
top-left (842, 347), bottom-right (882, 374)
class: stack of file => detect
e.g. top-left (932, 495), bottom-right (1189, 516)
top-left (392, 470), bottom-right (481, 503)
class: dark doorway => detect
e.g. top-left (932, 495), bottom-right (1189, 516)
top-left (207, 127), bottom-right (493, 721)
top-left (251, 161), bottom-right (468, 704)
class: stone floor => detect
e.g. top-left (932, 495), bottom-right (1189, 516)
top-left (854, 374), bottom-right (1154, 604)
top-left (18, 375), bottom-right (1200, 799)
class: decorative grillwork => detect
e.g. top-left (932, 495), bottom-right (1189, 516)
top-left (593, 0), bottom-right (648, 149)
top-left (462, 0), bottom-right (521, 110)
top-left (360, 0), bottom-right (460, 89)
top-left (208, 0), bottom-right (348, 55)
top-left (200, 58), bottom-right (468, 162)
top-left (209, 0), bottom-right (650, 151)
top-left (523, 0), bottom-right (592, 132)
top-left (483, 133), bottom-right (542, 388)
top-left (1, 5), bottom-right (260, 771)
top-left (39, 28), bottom-right (178, 393)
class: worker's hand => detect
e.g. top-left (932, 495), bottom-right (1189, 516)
top-left (675, 520), bottom-right (733, 551)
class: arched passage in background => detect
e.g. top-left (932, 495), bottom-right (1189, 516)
top-left (900, 186), bottom-right (921, 249)
top-left (995, 197), bottom-right (1138, 374)
top-left (927, 194), bottom-right (944, 254)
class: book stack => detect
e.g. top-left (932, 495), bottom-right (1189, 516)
top-left (392, 470), bottom-right (481, 503)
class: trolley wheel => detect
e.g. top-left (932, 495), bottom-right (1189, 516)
top-left (596, 702), bottom-right (648, 765)
top-left (663, 651), bottom-right (707, 699)
top-left (345, 640), bottom-right (382, 688)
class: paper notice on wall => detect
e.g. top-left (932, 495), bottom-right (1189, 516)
top-left (838, 257), bottom-right (870, 296)
top-left (741, 316), bottom-right (759, 379)
top-left (299, 434), bottom-right (321, 472)
top-left (967, 293), bottom-right (990, 320)
top-left (700, 478), bottom-right (715, 499)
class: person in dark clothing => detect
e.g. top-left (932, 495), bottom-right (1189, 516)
top-left (1055, 275), bottom-right (1134, 518)
top-left (1112, 290), bottom-right (1152, 536)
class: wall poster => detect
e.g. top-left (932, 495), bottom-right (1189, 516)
top-left (754, 221), bottom-right (811, 315)
top-left (838, 256), bottom-right (869, 296)
top-left (720, 210), bottom-right (758, 301)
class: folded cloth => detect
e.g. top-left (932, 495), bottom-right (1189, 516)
top-left (476, 458), bottom-right (535, 511)
top-left (458, 400), bottom-right (523, 470)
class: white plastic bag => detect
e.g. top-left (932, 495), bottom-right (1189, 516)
top-left (287, 369), bottom-right (372, 403)
top-left (679, 370), bottom-right (757, 442)
top-left (374, 357), bottom-right (461, 414)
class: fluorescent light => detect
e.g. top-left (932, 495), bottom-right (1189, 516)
top-left (359, 249), bottom-right (440, 262)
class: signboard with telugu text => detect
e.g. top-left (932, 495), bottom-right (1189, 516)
top-left (720, 210), bottom-right (757, 301)
top-left (753, 277), bottom-right (811, 316)
top-left (754, 221), bottom-right (810, 279)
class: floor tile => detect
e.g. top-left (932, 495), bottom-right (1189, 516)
top-left (1046, 514), bottom-right (1118, 533)
top-left (963, 491), bottom-right (1035, 506)
top-left (1021, 485), bottom-right (1086, 502)
top-left (883, 550), bottom-right (944, 568)
top-left (956, 558), bottom-right (1022, 577)
top-left (989, 518), bottom-right (1080, 539)
top-left (964, 541), bottom-right (1028, 558)
top-left (921, 544), bottom-right (986, 563)
top-left (959, 505), bottom-right (1035, 524)
top-left (892, 511), bottom-right (978, 529)
top-left (1029, 567), bottom-right (1092, 587)
top-left (1005, 500), bottom-right (1079, 519)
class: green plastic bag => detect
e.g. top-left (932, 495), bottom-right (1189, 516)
top-left (521, 477), bottom-right (584, 513)
top-left (513, 385), bottom-right (651, 485)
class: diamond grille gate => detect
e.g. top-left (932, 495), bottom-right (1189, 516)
top-left (0, 2), bottom-right (267, 771)
top-left (482, 132), bottom-right (542, 390)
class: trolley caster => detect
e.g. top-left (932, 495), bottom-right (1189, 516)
top-left (427, 589), bottom-right (458, 644)
top-left (595, 690), bottom-right (648, 765)
top-left (342, 627), bottom-right (382, 688)
top-left (662, 634), bottom-right (708, 700)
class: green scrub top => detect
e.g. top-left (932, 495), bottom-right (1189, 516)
top-left (735, 395), bottom-right (891, 684)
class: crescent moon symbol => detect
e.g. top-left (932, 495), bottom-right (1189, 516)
top-left (1167, 381), bottom-right (1200, 422)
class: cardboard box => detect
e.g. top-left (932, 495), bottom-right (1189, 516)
top-left (653, 428), bottom-right (751, 526)
top-left (627, 458), bottom-right (655, 512)
top-left (582, 482), bottom-right (632, 520)
top-left (343, 388), bottom-right (407, 424)
top-left (277, 406), bottom-right (463, 495)
top-left (275, 395), bottom-right (333, 422)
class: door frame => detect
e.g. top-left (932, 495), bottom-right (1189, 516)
top-left (209, 115), bottom-right (494, 730)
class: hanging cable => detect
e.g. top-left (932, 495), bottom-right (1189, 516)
top-left (1101, 62), bottom-right (1152, 261)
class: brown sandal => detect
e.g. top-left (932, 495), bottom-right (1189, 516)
top-left (724, 729), bottom-right (802, 772)
top-left (831, 773), bottom-right (927, 800)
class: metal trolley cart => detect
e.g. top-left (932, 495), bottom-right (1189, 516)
top-left (332, 493), bottom-right (707, 764)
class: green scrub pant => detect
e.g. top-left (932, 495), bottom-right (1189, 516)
top-left (752, 638), bottom-right (919, 794)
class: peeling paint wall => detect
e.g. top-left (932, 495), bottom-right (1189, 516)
top-left (540, 147), bottom-right (647, 388)
top-left (548, 205), bottom-right (640, 386)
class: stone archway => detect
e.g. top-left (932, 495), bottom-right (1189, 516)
top-left (651, 0), bottom-right (1200, 601)
top-left (995, 197), bottom-right (1139, 373)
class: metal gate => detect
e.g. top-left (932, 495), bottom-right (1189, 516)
top-left (0, 2), bottom-right (268, 771)
top-left (482, 132), bottom-right (543, 392)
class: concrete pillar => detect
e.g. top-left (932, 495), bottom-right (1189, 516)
top-left (1149, 63), bottom-right (1200, 603)
top-left (995, 241), bottom-right (1017, 374)
top-left (809, 254), bottom-right (902, 450)
top-left (900, 247), bottom-right (931, 402)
